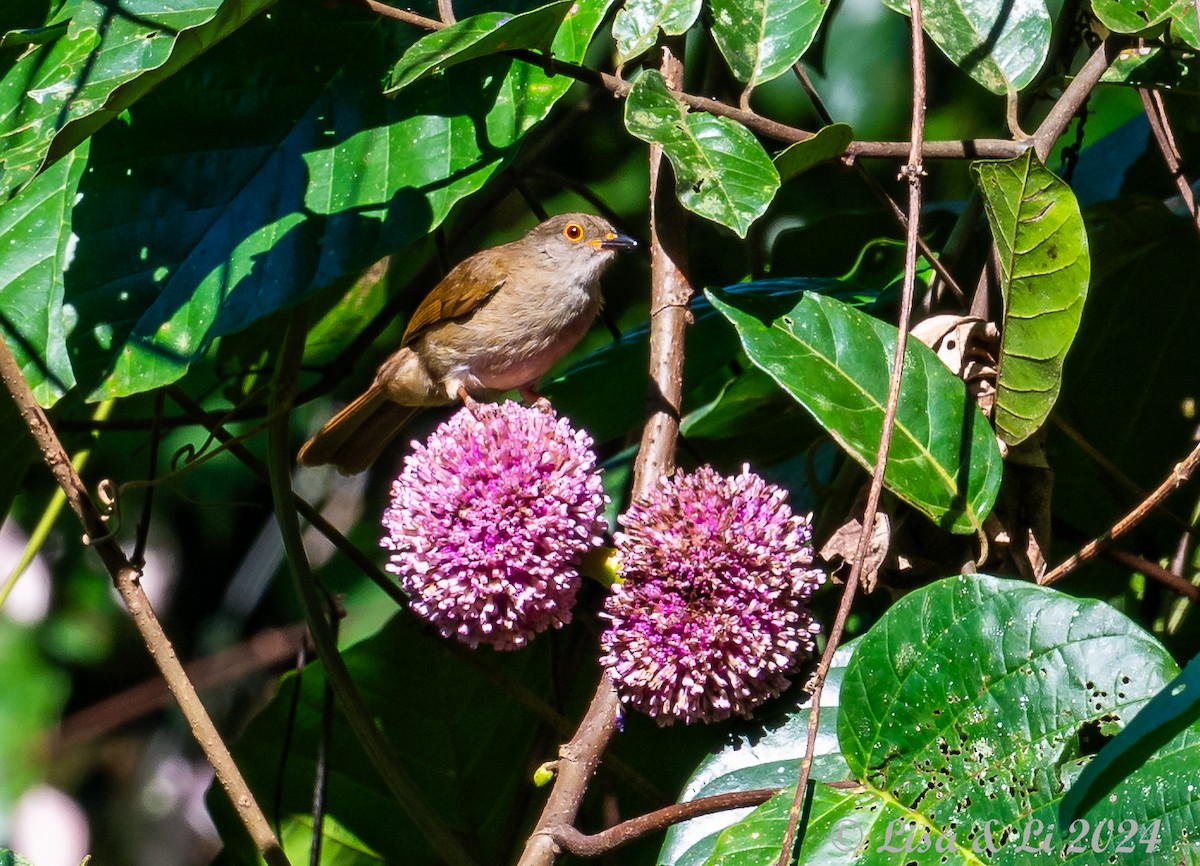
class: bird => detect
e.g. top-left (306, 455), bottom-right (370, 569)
top-left (298, 212), bottom-right (637, 474)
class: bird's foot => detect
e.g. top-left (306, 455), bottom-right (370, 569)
top-left (519, 387), bottom-right (554, 415)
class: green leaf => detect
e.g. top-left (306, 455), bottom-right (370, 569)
top-left (63, 0), bottom-right (611, 399)
top-left (1100, 45), bottom-right (1200, 95)
top-left (1173, 8), bottom-right (1200, 48)
top-left (1061, 651), bottom-right (1200, 825)
top-left (624, 69), bottom-right (779, 237)
top-left (1093, 0), bottom-right (1190, 33)
top-left (773, 123), bottom-right (854, 183)
top-left (0, 140), bottom-right (85, 406)
top-left (385, 0), bottom-right (574, 92)
top-left (0, 0), bottom-right (276, 204)
top-left (883, 0), bottom-right (1050, 93)
top-left (706, 286), bottom-right (1002, 534)
top-left (612, 0), bottom-right (701, 64)
top-left (280, 813), bottom-right (385, 865)
top-left (709, 575), bottom-right (1200, 865)
top-left (709, 0), bottom-right (831, 89)
top-left (972, 151), bottom-right (1090, 446)
top-left (659, 643), bottom-right (855, 866)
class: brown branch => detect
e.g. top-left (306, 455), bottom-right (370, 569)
top-left (1031, 41), bottom-right (1118, 162)
top-left (0, 337), bottom-right (290, 866)
top-left (1041, 439), bottom-right (1200, 586)
top-left (1104, 547), bottom-right (1200, 604)
top-left (360, 0), bottom-right (1027, 158)
top-left (516, 40), bottom-right (694, 866)
top-left (54, 623), bottom-right (310, 752)
top-left (1139, 86), bottom-right (1200, 235)
top-left (777, 4), bottom-right (930, 862)
top-left (548, 789), bottom-right (780, 857)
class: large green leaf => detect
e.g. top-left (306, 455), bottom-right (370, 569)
top-left (972, 151), bottom-right (1089, 447)
top-left (883, 0), bottom-right (1050, 94)
top-left (707, 286), bottom-right (1002, 534)
top-left (1062, 650), bottom-right (1200, 825)
top-left (0, 0), bottom-right (276, 204)
top-left (702, 576), bottom-right (1200, 865)
top-left (386, 0), bottom-right (573, 91)
top-left (1093, 0), bottom-right (1190, 33)
top-left (0, 140), bottom-right (84, 406)
top-left (612, 0), bottom-right (701, 64)
top-left (624, 69), bottom-right (780, 237)
top-left (63, 0), bottom-right (612, 399)
top-left (709, 0), bottom-right (830, 90)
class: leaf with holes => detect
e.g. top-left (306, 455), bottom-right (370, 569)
top-left (709, 0), bottom-right (830, 90)
top-left (697, 575), bottom-right (1200, 865)
top-left (707, 286), bottom-right (1001, 534)
top-left (612, 0), bottom-right (701, 65)
top-left (386, 0), bottom-right (574, 91)
top-left (624, 70), bottom-right (779, 237)
top-left (972, 151), bottom-right (1089, 446)
top-left (884, 0), bottom-right (1050, 93)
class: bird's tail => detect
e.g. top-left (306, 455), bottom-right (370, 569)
top-left (297, 385), bottom-right (420, 475)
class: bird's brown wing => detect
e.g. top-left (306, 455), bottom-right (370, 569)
top-left (401, 249), bottom-right (508, 346)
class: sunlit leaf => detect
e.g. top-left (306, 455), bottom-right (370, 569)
top-left (707, 286), bottom-right (1001, 534)
top-left (624, 69), bottom-right (779, 237)
top-left (612, 0), bottom-right (701, 64)
top-left (883, 0), bottom-right (1050, 93)
top-left (972, 151), bottom-right (1089, 446)
top-left (386, 0), bottom-right (574, 91)
top-left (63, 0), bottom-right (611, 399)
top-left (0, 0), bottom-right (276, 203)
top-left (709, 0), bottom-right (830, 89)
top-left (1093, 0), bottom-right (1190, 33)
top-left (0, 141), bottom-right (85, 406)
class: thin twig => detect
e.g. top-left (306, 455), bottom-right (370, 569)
top-left (164, 387), bottom-right (407, 609)
top-left (436, 0), bottom-right (456, 24)
top-left (777, 3), bottom-right (929, 862)
top-left (516, 40), bottom-right (694, 866)
top-left (1139, 86), bottom-right (1200, 234)
top-left (264, 315), bottom-right (479, 866)
top-left (791, 64), bottom-right (965, 302)
top-left (131, 391), bottom-right (164, 569)
top-left (1041, 440), bottom-right (1200, 586)
top-left (0, 336), bottom-right (290, 866)
top-left (549, 789), bottom-right (780, 857)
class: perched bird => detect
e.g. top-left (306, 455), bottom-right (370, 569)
top-left (298, 212), bottom-right (637, 474)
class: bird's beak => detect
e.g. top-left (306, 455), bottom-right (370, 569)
top-left (595, 232), bottom-right (637, 251)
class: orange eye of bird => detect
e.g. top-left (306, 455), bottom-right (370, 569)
top-left (563, 222), bottom-right (584, 242)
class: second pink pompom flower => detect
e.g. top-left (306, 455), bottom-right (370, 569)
top-left (600, 466), bottom-right (825, 725)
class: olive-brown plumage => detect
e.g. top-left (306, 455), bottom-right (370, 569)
top-left (298, 213), bottom-right (636, 474)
